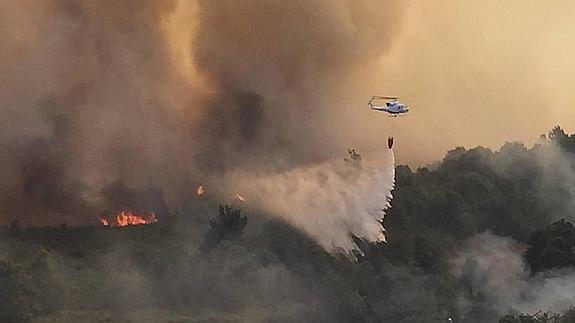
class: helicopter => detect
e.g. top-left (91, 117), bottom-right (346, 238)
top-left (368, 96), bottom-right (409, 116)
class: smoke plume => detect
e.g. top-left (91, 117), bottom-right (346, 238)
top-left (193, 0), bottom-right (405, 170)
top-left (453, 232), bottom-right (575, 317)
top-left (0, 0), bottom-right (406, 231)
top-left (223, 150), bottom-right (395, 251)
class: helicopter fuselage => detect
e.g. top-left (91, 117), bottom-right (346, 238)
top-left (369, 101), bottom-right (409, 115)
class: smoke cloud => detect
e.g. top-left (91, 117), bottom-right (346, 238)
top-left (193, 0), bottom-right (405, 170)
top-left (453, 232), bottom-right (575, 316)
top-left (0, 0), bottom-right (198, 225)
top-left (8, 0), bottom-right (575, 253)
top-left (0, 0), bottom-right (407, 241)
top-left (223, 150), bottom-right (395, 251)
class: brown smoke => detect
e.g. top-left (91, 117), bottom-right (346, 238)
top-left (0, 0), bottom-right (406, 225)
top-left (193, 0), bottom-right (406, 171)
top-left (0, 0), bottom-right (197, 225)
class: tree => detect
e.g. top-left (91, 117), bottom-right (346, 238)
top-left (8, 219), bottom-right (23, 238)
top-left (498, 311), bottom-right (560, 323)
top-left (202, 205), bottom-right (248, 251)
top-left (561, 309), bottom-right (575, 323)
top-left (548, 126), bottom-right (575, 154)
top-left (0, 261), bottom-right (32, 323)
top-left (413, 234), bottom-right (442, 273)
top-left (524, 219), bottom-right (575, 273)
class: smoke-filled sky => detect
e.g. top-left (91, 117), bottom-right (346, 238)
top-left (2, 0), bottom-right (575, 225)
top-left (191, 0), bottom-right (575, 166)
top-left (373, 0), bottom-right (575, 165)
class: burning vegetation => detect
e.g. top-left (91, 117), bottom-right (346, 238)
top-left (232, 193), bottom-right (247, 203)
top-left (195, 185), bottom-right (247, 203)
top-left (5, 128), bottom-right (575, 323)
top-left (99, 211), bottom-right (158, 227)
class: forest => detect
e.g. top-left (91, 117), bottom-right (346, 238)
top-left (3, 127), bottom-right (575, 322)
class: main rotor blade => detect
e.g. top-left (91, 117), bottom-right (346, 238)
top-left (372, 96), bottom-right (398, 100)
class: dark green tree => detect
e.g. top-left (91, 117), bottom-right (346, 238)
top-left (8, 219), bottom-right (23, 238)
top-left (524, 219), bottom-right (575, 273)
top-left (548, 126), bottom-right (575, 154)
top-left (202, 205), bottom-right (248, 250)
top-left (0, 261), bottom-right (32, 323)
top-left (413, 234), bottom-right (442, 273)
top-left (498, 311), bottom-right (560, 323)
top-left (561, 309), bottom-right (575, 323)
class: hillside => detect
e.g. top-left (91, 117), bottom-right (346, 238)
top-left (3, 127), bottom-right (575, 323)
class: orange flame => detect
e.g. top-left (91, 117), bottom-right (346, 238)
top-left (233, 193), bottom-right (247, 203)
top-left (197, 185), bottom-right (204, 196)
top-left (99, 211), bottom-right (157, 227)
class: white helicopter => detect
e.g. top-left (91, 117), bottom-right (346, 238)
top-left (368, 96), bottom-right (409, 116)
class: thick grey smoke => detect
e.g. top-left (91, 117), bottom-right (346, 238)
top-left (0, 0), bottom-right (405, 227)
top-left (534, 144), bottom-right (575, 223)
top-left (452, 232), bottom-right (575, 317)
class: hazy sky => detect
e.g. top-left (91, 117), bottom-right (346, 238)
top-left (366, 1), bottom-right (575, 165)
